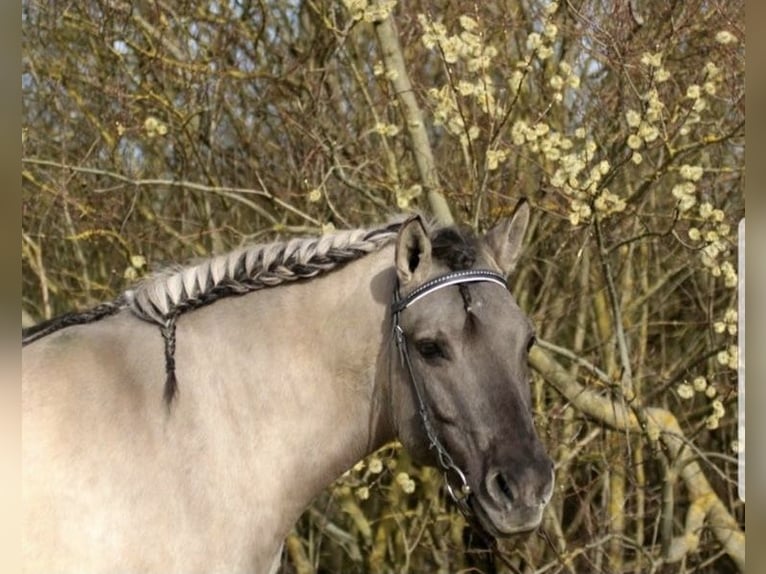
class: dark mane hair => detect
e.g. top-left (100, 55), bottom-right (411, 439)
top-left (430, 225), bottom-right (482, 312)
top-left (430, 226), bottom-right (479, 271)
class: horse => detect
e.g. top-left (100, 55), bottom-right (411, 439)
top-left (22, 200), bottom-right (554, 572)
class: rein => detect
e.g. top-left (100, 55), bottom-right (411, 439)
top-left (391, 269), bottom-right (508, 518)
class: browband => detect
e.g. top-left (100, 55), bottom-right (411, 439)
top-left (392, 269), bottom-right (508, 314)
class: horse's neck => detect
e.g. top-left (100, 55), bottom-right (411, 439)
top-left (172, 245), bottom-right (397, 541)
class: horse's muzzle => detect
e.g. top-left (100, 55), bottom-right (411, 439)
top-left (473, 463), bottom-right (555, 536)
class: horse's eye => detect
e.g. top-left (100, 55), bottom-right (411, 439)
top-left (415, 340), bottom-right (446, 361)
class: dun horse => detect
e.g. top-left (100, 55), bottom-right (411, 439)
top-left (22, 201), bottom-right (554, 572)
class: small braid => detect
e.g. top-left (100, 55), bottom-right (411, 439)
top-left (22, 297), bottom-right (126, 347)
top-left (160, 314), bottom-right (178, 407)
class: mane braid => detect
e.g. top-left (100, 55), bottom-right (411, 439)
top-left (21, 297), bottom-right (126, 346)
top-left (126, 222), bottom-right (402, 325)
top-left (123, 222), bottom-right (403, 405)
top-left (22, 219), bottom-right (491, 407)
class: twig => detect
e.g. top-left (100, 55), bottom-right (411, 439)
top-left (22, 157), bottom-right (317, 225)
top-left (535, 339), bottom-right (611, 385)
top-left (593, 214), bottom-right (634, 396)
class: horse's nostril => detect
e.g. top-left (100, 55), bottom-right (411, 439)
top-left (494, 472), bottom-right (515, 505)
top-left (487, 466), bottom-right (555, 510)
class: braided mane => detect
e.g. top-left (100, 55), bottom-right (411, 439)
top-left (23, 219), bottom-right (485, 406)
top-left (22, 221), bottom-right (404, 405)
top-left (125, 222), bottom-right (402, 326)
top-left (130, 222), bottom-right (405, 404)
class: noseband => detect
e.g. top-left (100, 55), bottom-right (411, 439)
top-left (391, 269), bottom-right (508, 516)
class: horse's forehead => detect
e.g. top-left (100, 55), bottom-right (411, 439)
top-left (411, 280), bottom-right (530, 337)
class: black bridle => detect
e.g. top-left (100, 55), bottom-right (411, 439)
top-left (391, 269), bottom-right (509, 516)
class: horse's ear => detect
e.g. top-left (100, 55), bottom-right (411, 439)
top-left (395, 215), bottom-right (432, 287)
top-left (484, 199), bottom-right (530, 276)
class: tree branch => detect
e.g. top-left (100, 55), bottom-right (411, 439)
top-left (22, 158), bottom-right (316, 226)
top-left (369, 2), bottom-right (453, 224)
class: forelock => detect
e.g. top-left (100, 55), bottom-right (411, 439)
top-left (430, 226), bottom-right (479, 271)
